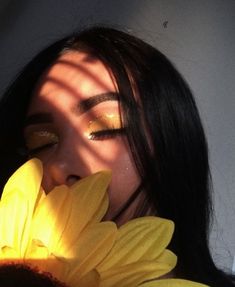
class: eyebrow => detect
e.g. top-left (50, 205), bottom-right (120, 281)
top-left (24, 92), bottom-right (119, 127)
top-left (76, 92), bottom-right (119, 114)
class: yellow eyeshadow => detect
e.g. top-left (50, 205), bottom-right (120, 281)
top-left (25, 131), bottom-right (59, 150)
top-left (86, 114), bottom-right (121, 138)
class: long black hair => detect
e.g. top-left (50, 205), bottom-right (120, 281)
top-left (0, 26), bottom-right (234, 287)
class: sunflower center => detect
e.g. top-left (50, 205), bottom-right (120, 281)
top-left (0, 263), bottom-right (68, 287)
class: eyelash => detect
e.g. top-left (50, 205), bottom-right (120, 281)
top-left (24, 126), bottom-right (126, 155)
top-left (88, 127), bottom-right (126, 140)
top-left (26, 142), bottom-right (56, 156)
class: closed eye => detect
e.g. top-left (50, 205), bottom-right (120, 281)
top-left (27, 142), bottom-right (57, 156)
top-left (24, 130), bottom-right (59, 155)
top-left (86, 114), bottom-right (125, 141)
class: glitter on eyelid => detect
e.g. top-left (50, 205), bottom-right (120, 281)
top-left (85, 114), bottom-right (121, 138)
top-left (26, 131), bottom-right (59, 150)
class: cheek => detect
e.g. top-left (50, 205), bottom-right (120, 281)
top-left (74, 135), bottom-right (141, 213)
top-left (92, 140), bottom-right (141, 211)
top-left (109, 154), bottom-right (140, 208)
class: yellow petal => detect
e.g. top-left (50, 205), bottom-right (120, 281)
top-left (0, 246), bottom-right (19, 260)
top-left (26, 170), bottom-right (112, 281)
top-left (70, 269), bottom-right (100, 287)
top-left (70, 170), bottom-right (111, 223)
top-left (26, 239), bottom-right (50, 260)
top-left (0, 159), bottom-right (43, 256)
top-left (67, 222), bottom-right (117, 281)
top-left (99, 261), bottom-right (174, 287)
top-left (1, 158), bottom-right (43, 207)
top-left (97, 217), bottom-right (174, 271)
top-left (156, 249), bottom-right (177, 270)
top-left (37, 255), bottom-right (70, 283)
top-left (139, 279), bottom-right (209, 287)
top-left (0, 192), bottom-right (28, 257)
top-left (56, 171), bottom-right (111, 252)
top-left (28, 185), bottom-right (72, 255)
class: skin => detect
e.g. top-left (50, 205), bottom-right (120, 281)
top-left (24, 51), bottom-right (142, 225)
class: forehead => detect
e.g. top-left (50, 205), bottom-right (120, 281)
top-left (32, 51), bottom-right (117, 104)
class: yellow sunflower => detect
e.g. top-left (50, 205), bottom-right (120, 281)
top-left (0, 159), bottom-right (209, 287)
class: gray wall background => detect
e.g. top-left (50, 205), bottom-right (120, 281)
top-left (0, 0), bottom-right (234, 272)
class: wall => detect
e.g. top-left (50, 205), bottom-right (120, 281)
top-left (0, 0), bottom-right (234, 272)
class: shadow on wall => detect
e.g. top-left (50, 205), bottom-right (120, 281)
top-left (0, 0), bottom-right (30, 35)
top-left (0, 0), bottom-right (146, 96)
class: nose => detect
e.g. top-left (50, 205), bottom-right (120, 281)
top-left (66, 174), bottom-right (81, 186)
top-left (41, 156), bottom-right (82, 193)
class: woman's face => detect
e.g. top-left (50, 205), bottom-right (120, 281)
top-left (24, 51), bottom-right (141, 225)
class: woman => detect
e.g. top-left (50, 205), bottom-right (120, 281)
top-left (0, 26), bottom-right (234, 286)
